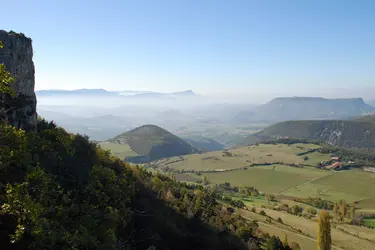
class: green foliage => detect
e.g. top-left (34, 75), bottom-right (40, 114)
top-left (317, 210), bottom-right (331, 250)
top-left (0, 41), bottom-right (15, 96)
top-left (259, 210), bottom-right (266, 216)
top-left (265, 235), bottom-right (290, 250)
top-left (291, 205), bottom-right (303, 216)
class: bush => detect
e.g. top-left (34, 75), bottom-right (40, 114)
top-left (251, 207), bottom-right (256, 213)
top-left (259, 210), bottom-right (267, 216)
top-left (307, 207), bottom-right (317, 215)
top-left (290, 241), bottom-right (301, 250)
top-left (277, 217), bottom-right (283, 223)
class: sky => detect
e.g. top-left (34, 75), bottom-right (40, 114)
top-left (2, 0), bottom-right (375, 100)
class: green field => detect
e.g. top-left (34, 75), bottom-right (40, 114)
top-left (363, 218), bottom-right (375, 228)
top-left (283, 170), bottom-right (375, 203)
top-left (99, 142), bottom-right (138, 159)
top-left (155, 143), bottom-right (330, 172)
top-left (199, 165), bottom-right (330, 193)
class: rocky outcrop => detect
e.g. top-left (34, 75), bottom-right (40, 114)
top-left (240, 120), bottom-right (375, 151)
top-left (0, 30), bottom-right (37, 130)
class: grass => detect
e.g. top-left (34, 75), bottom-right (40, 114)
top-left (241, 207), bottom-right (375, 250)
top-left (98, 142), bottom-right (138, 159)
top-left (258, 223), bottom-right (317, 250)
top-left (201, 165), bottom-right (330, 193)
top-left (155, 143), bottom-right (331, 172)
top-left (363, 218), bottom-right (375, 228)
top-left (283, 170), bottom-right (375, 203)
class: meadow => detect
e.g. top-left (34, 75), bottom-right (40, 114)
top-left (98, 142), bottom-right (138, 159)
top-left (241, 207), bottom-right (375, 250)
top-left (198, 165), bottom-right (330, 193)
top-left (156, 143), bottom-right (329, 172)
top-left (282, 170), bottom-right (375, 204)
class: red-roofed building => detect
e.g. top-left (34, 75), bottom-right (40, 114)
top-left (330, 162), bottom-right (341, 169)
top-left (331, 156), bottom-right (340, 161)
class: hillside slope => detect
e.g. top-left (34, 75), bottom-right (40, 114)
top-left (106, 124), bottom-right (200, 162)
top-left (236, 97), bottom-right (375, 122)
top-left (240, 120), bottom-right (375, 150)
top-left (182, 135), bottom-right (225, 151)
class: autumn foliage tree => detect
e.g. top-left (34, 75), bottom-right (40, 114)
top-left (317, 210), bottom-right (331, 250)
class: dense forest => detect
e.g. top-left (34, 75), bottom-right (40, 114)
top-left (0, 41), bottom-right (290, 250)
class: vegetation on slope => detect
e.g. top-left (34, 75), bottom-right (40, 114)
top-left (240, 120), bottom-right (375, 151)
top-left (0, 45), bottom-right (285, 250)
top-left (107, 124), bottom-right (200, 163)
top-left (0, 118), bottom-right (272, 250)
top-left (182, 135), bottom-right (225, 151)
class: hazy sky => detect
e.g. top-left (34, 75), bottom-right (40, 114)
top-left (2, 0), bottom-right (375, 98)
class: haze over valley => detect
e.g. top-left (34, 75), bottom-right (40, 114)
top-left (2, 1), bottom-right (375, 249)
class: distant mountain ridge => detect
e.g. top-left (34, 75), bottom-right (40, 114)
top-left (36, 88), bottom-right (196, 98)
top-left (106, 124), bottom-right (200, 163)
top-left (235, 97), bottom-right (375, 122)
top-left (240, 119), bottom-right (375, 151)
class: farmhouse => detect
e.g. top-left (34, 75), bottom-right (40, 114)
top-left (330, 162), bottom-right (342, 170)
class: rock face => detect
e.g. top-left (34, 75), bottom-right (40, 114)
top-left (0, 30), bottom-right (37, 130)
top-left (236, 97), bottom-right (375, 123)
top-left (240, 120), bottom-right (375, 151)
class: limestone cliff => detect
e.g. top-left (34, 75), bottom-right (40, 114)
top-left (0, 30), bottom-right (37, 130)
top-left (240, 120), bottom-right (375, 151)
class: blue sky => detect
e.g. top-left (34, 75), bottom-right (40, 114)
top-left (2, 0), bottom-right (375, 98)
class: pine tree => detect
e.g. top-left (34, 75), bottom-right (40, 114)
top-left (317, 210), bottom-right (331, 250)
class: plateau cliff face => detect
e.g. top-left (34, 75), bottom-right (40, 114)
top-left (0, 30), bottom-right (36, 130)
top-left (240, 120), bottom-right (375, 151)
top-left (235, 97), bottom-right (375, 122)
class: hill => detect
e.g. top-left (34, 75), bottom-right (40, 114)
top-left (235, 97), bottom-right (375, 122)
top-left (239, 119), bottom-right (375, 150)
top-left (103, 124), bottom-right (200, 163)
top-left (181, 135), bottom-right (225, 151)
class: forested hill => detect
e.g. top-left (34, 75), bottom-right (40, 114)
top-left (108, 124), bottom-right (200, 162)
top-left (240, 119), bottom-right (375, 151)
top-left (0, 31), bottom-right (289, 250)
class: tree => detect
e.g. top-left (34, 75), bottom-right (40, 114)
top-left (0, 41), bottom-right (15, 96)
top-left (290, 242), bottom-right (301, 250)
top-left (265, 236), bottom-right (284, 250)
top-left (317, 210), bottom-right (331, 250)
top-left (333, 201), bottom-right (338, 216)
top-left (203, 175), bottom-right (208, 185)
top-left (282, 232), bottom-right (288, 248)
top-left (350, 202), bottom-right (356, 220)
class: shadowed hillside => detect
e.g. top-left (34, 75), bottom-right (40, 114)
top-left (182, 135), bottom-right (225, 151)
top-left (240, 119), bottom-right (375, 151)
top-left (105, 125), bottom-right (200, 163)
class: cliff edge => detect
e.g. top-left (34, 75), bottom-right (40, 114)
top-left (0, 30), bottom-right (37, 130)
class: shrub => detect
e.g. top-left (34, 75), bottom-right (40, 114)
top-left (251, 207), bottom-right (256, 213)
top-left (259, 210), bottom-right (267, 216)
top-left (277, 217), bottom-right (283, 223)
